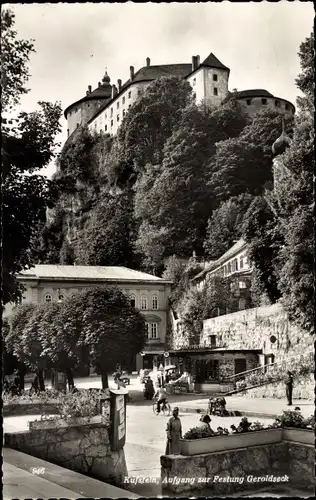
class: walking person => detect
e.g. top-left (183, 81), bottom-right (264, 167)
top-left (285, 370), bottom-right (293, 406)
top-left (165, 407), bottom-right (182, 455)
top-left (154, 385), bottom-right (167, 413)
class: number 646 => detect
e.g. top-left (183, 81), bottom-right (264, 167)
top-left (31, 467), bottom-right (45, 475)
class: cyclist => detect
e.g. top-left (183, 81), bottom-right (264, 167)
top-left (154, 385), bottom-right (168, 413)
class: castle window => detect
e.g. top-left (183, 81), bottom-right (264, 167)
top-left (138, 89), bottom-right (141, 96)
top-left (140, 295), bottom-right (147, 310)
top-left (152, 295), bottom-right (158, 310)
top-left (193, 78), bottom-right (196, 86)
top-left (130, 295), bottom-right (136, 308)
top-left (123, 96), bottom-right (125, 104)
top-left (213, 74), bottom-right (218, 82)
top-left (128, 91), bottom-right (131, 98)
top-left (111, 120), bottom-right (113, 127)
top-left (261, 98), bottom-right (267, 104)
top-left (117, 101), bottom-right (119, 109)
top-left (246, 99), bottom-right (252, 105)
top-left (193, 92), bottom-right (196, 100)
top-left (213, 87), bottom-right (218, 96)
top-left (105, 125), bottom-right (107, 131)
top-left (275, 100), bottom-right (280, 107)
top-left (117, 115), bottom-right (120, 122)
top-left (111, 108), bottom-right (113, 117)
top-left (44, 293), bottom-right (52, 303)
top-left (285, 103), bottom-right (289, 110)
top-left (123, 109), bottom-right (126, 117)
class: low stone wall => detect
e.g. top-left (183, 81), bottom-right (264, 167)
top-left (236, 373), bottom-right (314, 399)
top-left (161, 441), bottom-right (314, 495)
top-left (5, 422), bottom-right (127, 487)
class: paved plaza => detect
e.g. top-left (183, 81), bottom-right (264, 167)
top-left (4, 375), bottom-right (314, 498)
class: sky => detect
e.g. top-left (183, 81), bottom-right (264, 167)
top-left (5, 1), bottom-right (314, 178)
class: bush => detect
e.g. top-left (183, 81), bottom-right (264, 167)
top-left (272, 408), bottom-right (314, 429)
top-left (183, 426), bottom-right (215, 440)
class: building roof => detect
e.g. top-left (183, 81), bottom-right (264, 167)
top-left (64, 85), bottom-right (112, 118)
top-left (236, 89), bottom-right (274, 99)
top-left (17, 265), bottom-right (172, 283)
top-left (201, 52), bottom-right (230, 71)
top-left (192, 239), bottom-right (248, 281)
top-left (88, 63), bottom-right (192, 124)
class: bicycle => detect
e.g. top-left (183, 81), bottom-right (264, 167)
top-left (153, 399), bottom-right (171, 416)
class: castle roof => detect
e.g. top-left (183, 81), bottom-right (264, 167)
top-left (87, 63), bottom-right (192, 124)
top-left (201, 52), bottom-right (230, 71)
top-left (236, 89), bottom-right (274, 98)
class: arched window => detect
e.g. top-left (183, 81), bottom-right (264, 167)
top-left (152, 295), bottom-right (158, 310)
top-left (140, 295), bottom-right (147, 310)
top-left (44, 293), bottom-right (52, 303)
top-left (130, 295), bottom-right (136, 308)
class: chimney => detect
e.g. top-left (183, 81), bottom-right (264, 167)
top-left (88, 85), bottom-right (92, 93)
top-left (146, 57), bottom-right (150, 67)
top-left (192, 56), bottom-right (197, 71)
top-left (117, 79), bottom-right (122, 92)
top-left (130, 65), bottom-right (135, 80)
top-left (196, 55), bottom-right (200, 67)
top-left (86, 91), bottom-right (89, 96)
top-left (111, 84), bottom-right (118, 99)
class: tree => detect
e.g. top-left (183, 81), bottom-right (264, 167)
top-left (295, 32), bottom-right (314, 114)
top-left (1, 9), bottom-right (62, 307)
top-left (73, 191), bottom-right (138, 267)
top-left (242, 196), bottom-right (282, 304)
top-left (204, 194), bottom-right (254, 259)
top-left (1, 9), bottom-right (34, 112)
top-left (117, 76), bottom-right (193, 173)
top-left (57, 287), bottom-right (146, 388)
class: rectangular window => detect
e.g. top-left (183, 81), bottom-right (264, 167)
top-left (213, 74), bottom-right (218, 81)
top-left (213, 87), bottom-right (218, 96)
top-left (117, 101), bottom-right (120, 109)
top-left (111, 120), bottom-right (113, 127)
top-left (111, 108), bottom-right (113, 117)
top-left (208, 335), bottom-right (216, 348)
top-left (130, 296), bottom-right (136, 307)
top-left (193, 78), bottom-right (196, 86)
top-left (261, 98), bottom-right (267, 105)
top-left (275, 100), bottom-right (280, 107)
top-left (123, 96), bottom-right (125, 104)
top-left (246, 99), bottom-right (252, 105)
top-left (117, 115), bottom-right (120, 122)
top-left (128, 91), bottom-right (131, 98)
top-left (151, 323), bottom-right (158, 339)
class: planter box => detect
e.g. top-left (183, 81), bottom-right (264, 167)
top-left (282, 427), bottom-right (314, 445)
top-left (180, 428), bottom-right (283, 456)
top-left (28, 415), bottom-right (103, 431)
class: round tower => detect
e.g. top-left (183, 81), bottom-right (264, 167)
top-left (64, 69), bottom-right (112, 137)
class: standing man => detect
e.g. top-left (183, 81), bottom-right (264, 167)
top-left (285, 371), bottom-right (294, 406)
top-left (165, 407), bottom-right (182, 454)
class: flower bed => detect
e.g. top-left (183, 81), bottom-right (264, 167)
top-left (180, 409), bottom-right (314, 456)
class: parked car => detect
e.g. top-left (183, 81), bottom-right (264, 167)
top-left (139, 369), bottom-right (151, 384)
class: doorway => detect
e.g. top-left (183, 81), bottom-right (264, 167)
top-left (234, 358), bottom-right (247, 375)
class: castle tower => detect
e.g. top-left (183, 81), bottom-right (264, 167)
top-left (64, 69), bottom-right (112, 137)
top-left (186, 52), bottom-right (230, 107)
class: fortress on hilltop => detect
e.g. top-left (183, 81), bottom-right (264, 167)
top-left (64, 52), bottom-right (295, 138)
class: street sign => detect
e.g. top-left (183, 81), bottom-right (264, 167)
top-left (164, 351), bottom-right (169, 358)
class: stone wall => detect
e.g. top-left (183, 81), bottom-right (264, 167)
top-left (202, 304), bottom-right (314, 363)
top-left (236, 373), bottom-right (314, 400)
top-left (161, 441), bottom-right (314, 496)
top-left (5, 422), bottom-right (127, 487)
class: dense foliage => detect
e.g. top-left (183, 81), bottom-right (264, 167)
top-left (1, 9), bottom-right (62, 306)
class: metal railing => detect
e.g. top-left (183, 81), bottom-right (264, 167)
top-left (224, 351), bottom-right (314, 383)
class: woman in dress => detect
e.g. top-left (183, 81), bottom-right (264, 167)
top-left (165, 407), bottom-right (182, 455)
